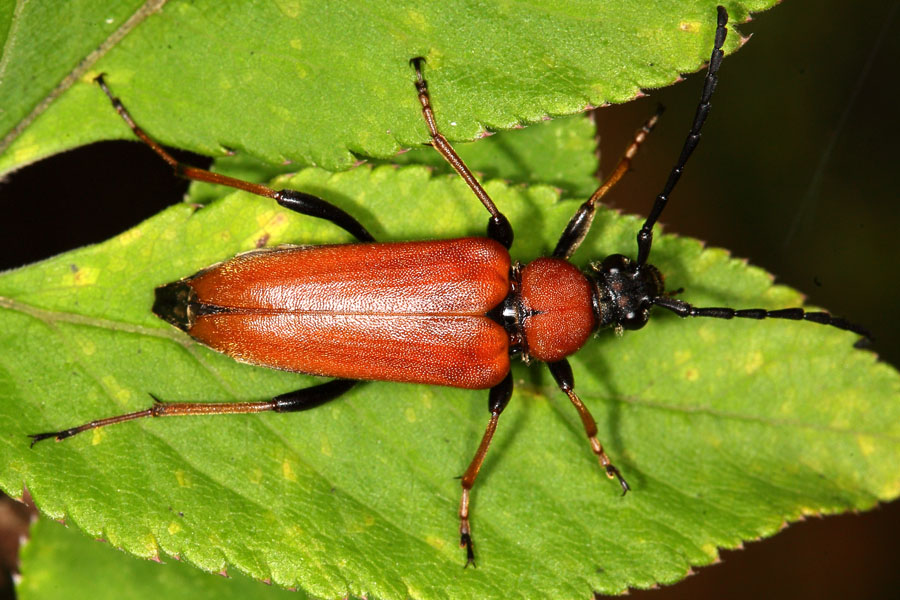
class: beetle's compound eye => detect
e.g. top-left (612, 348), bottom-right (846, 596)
top-left (619, 304), bottom-right (652, 331)
top-left (600, 253), bottom-right (631, 273)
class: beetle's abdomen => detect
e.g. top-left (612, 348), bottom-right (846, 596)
top-left (154, 238), bottom-right (511, 389)
top-left (519, 258), bottom-right (596, 363)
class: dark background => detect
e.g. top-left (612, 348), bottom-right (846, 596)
top-left (1, 0), bottom-right (898, 597)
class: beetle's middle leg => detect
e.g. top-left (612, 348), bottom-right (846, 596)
top-left (547, 360), bottom-right (629, 494)
top-left (457, 372), bottom-right (513, 567)
top-left (409, 58), bottom-right (513, 249)
top-left (94, 75), bottom-right (374, 243)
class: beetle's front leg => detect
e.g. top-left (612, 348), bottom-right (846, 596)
top-left (457, 372), bottom-right (513, 567)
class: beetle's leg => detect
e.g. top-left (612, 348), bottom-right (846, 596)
top-left (29, 380), bottom-right (357, 446)
top-left (409, 58), bottom-right (513, 249)
top-left (552, 107), bottom-right (662, 260)
top-left (458, 372), bottom-right (513, 567)
top-left (94, 76), bottom-right (374, 243)
top-left (547, 360), bottom-right (629, 494)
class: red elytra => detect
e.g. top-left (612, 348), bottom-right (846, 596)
top-left (177, 238), bottom-right (513, 389)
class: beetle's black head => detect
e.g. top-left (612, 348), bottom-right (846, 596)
top-left (588, 254), bottom-right (664, 331)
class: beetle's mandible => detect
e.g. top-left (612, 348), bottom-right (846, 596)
top-left (29, 6), bottom-right (868, 566)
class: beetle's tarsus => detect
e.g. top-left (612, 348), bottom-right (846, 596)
top-left (606, 465), bottom-right (630, 496)
top-left (27, 432), bottom-right (58, 447)
top-left (461, 532), bottom-right (476, 568)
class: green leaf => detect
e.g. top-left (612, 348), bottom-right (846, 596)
top-left (18, 518), bottom-right (299, 600)
top-left (2, 165), bottom-right (898, 598)
top-left (1, 0), bottom-right (764, 176)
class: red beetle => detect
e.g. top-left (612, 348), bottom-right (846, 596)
top-left (30, 7), bottom-right (865, 564)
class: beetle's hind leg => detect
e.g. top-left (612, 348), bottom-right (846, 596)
top-left (94, 75), bottom-right (374, 243)
top-left (29, 380), bottom-right (358, 445)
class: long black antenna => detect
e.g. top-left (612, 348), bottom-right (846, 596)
top-left (636, 5), bottom-right (728, 268)
top-left (652, 296), bottom-right (872, 339)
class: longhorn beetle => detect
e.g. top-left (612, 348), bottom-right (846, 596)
top-left (30, 7), bottom-right (867, 566)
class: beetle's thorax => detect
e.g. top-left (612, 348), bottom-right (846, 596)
top-left (496, 258), bottom-right (599, 364)
top-left (588, 254), bottom-right (664, 332)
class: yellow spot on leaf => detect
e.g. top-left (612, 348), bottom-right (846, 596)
top-left (282, 458), bottom-right (297, 481)
top-left (256, 209), bottom-right (288, 228)
top-left (348, 514), bottom-right (377, 534)
top-left (674, 350), bottom-right (692, 365)
top-left (744, 351), bottom-right (764, 374)
top-left (425, 535), bottom-right (446, 550)
top-left (685, 367), bottom-right (700, 382)
top-left (175, 469), bottom-right (192, 488)
top-left (140, 534), bottom-right (159, 557)
top-left (697, 325), bottom-right (716, 343)
top-left (320, 434), bottom-right (332, 457)
top-left (63, 266), bottom-right (99, 287)
top-left (118, 228), bottom-right (142, 246)
top-left (274, 0), bottom-right (301, 18)
top-left (290, 39), bottom-right (302, 51)
top-left (880, 479), bottom-right (900, 499)
top-left (247, 211), bottom-right (289, 247)
top-left (249, 467), bottom-right (263, 484)
top-left (404, 10), bottom-right (427, 30)
top-left (91, 429), bottom-right (105, 445)
top-left (679, 20), bottom-right (701, 33)
top-left (285, 524), bottom-right (304, 542)
top-left (405, 407), bottom-right (417, 423)
top-left (168, 522), bottom-right (181, 535)
top-left (12, 142), bottom-right (39, 165)
top-left (856, 435), bottom-right (876, 457)
top-left (102, 375), bottom-right (131, 404)
top-left (79, 339), bottom-right (96, 356)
